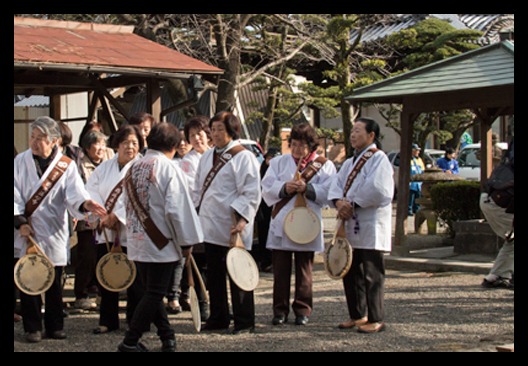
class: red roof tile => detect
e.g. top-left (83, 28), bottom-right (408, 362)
top-left (14, 17), bottom-right (223, 75)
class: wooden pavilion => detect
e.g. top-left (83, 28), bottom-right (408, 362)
top-left (346, 40), bottom-right (514, 254)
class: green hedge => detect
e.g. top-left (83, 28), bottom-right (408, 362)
top-left (430, 181), bottom-right (481, 236)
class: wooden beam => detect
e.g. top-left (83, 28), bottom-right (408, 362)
top-left (403, 86), bottom-right (514, 114)
top-left (49, 95), bottom-right (61, 121)
top-left (147, 79), bottom-right (161, 122)
top-left (92, 78), bottom-right (130, 122)
top-left (475, 109), bottom-right (494, 192)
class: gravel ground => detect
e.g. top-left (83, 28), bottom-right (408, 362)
top-left (14, 257), bottom-right (515, 352)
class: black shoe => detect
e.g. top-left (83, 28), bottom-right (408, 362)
top-left (46, 330), bottom-right (67, 339)
top-left (25, 331), bottom-right (42, 343)
top-left (180, 299), bottom-right (191, 312)
top-left (295, 316), bottom-right (309, 325)
top-left (272, 315), bottom-right (287, 325)
top-left (166, 304), bottom-right (182, 315)
top-left (228, 327), bottom-right (255, 335)
top-left (161, 339), bottom-right (176, 352)
top-left (481, 277), bottom-right (514, 289)
top-left (118, 341), bottom-right (149, 352)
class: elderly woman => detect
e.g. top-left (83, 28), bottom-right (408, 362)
top-left (14, 116), bottom-right (106, 343)
top-left (85, 125), bottom-right (144, 335)
top-left (261, 123), bottom-right (336, 326)
top-left (73, 130), bottom-right (114, 311)
top-left (195, 112), bottom-right (261, 335)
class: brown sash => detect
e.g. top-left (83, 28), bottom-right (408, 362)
top-left (343, 148), bottom-right (378, 197)
top-left (271, 155), bottom-right (328, 219)
top-left (104, 178), bottom-right (125, 213)
top-left (24, 155), bottom-right (72, 217)
top-left (125, 168), bottom-right (169, 250)
top-left (197, 144), bottom-right (246, 212)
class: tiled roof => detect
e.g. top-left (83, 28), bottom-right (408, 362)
top-left (351, 14), bottom-right (513, 45)
top-left (346, 40), bottom-right (514, 103)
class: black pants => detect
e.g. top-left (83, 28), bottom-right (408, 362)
top-left (342, 249), bottom-right (385, 323)
top-left (14, 258), bottom-right (20, 313)
top-left (74, 230), bottom-right (97, 299)
top-left (272, 250), bottom-right (314, 318)
top-left (124, 261), bottom-right (176, 345)
top-left (20, 266), bottom-right (64, 333)
top-left (95, 244), bottom-right (142, 330)
top-left (204, 243), bottom-right (255, 330)
top-left (179, 252), bottom-right (207, 308)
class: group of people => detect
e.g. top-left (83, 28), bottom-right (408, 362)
top-left (26, 112), bottom-right (502, 352)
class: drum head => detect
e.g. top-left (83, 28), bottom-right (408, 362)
top-left (226, 247), bottom-right (260, 291)
top-left (189, 286), bottom-right (201, 332)
top-left (96, 252), bottom-right (136, 292)
top-left (14, 254), bottom-right (55, 296)
top-left (324, 237), bottom-right (353, 280)
top-left (284, 207), bottom-right (321, 244)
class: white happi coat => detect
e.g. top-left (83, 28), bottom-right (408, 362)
top-left (14, 148), bottom-right (91, 266)
top-left (85, 154), bottom-right (141, 246)
top-left (125, 150), bottom-right (204, 263)
top-left (261, 153), bottom-right (336, 252)
top-left (327, 144), bottom-right (394, 252)
top-left (180, 149), bottom-right (203, 208)
top-left (194, 141), bottom-right (261, 249)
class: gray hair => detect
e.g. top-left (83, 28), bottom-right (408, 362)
top-left (31, 116), bottom-right (61, 142)
top-left (80, 130), bottom-right (108, 151)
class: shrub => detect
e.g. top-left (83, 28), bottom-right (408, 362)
top-left (430, 180), bottom-right (481, 236)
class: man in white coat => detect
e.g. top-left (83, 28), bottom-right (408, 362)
top-left (328, 117), bottom-right (394, 334)
top-left (14, 116), bottom-right (107, 343)
top-left (119, 122), bottom-right (204, 352)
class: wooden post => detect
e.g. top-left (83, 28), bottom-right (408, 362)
top-left (147, 78), bottom-right (161, 122)
top-left (393, 107), bottom-right (417, 255)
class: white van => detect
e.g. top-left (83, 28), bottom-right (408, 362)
top-left (458, 142), bottom-right (508, 181)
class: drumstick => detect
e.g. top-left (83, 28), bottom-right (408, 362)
top-left (189, 254), bottom-right (209, 303)
top-left (27, 235), bottom-right (54, 265)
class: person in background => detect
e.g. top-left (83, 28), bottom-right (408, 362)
top-left (255, 147), bottom-right (281, 273)
top-left (14, 149), bottom-right (22, 323)
top-left (480, 138), bottom-right (514, 290)
top-left (86, 125), bottom-right (144, 334)
top-left (460, 131), bottom-right (473, 150)
top-left (14, 116), bottom-right (106, 343)
top-left (177, 116), bottom-right (213, 319)
top-left (262, 124), bottom-right (336, 327)
top-left (72, 130), bottom-right (114, 311)
top-left (118, 122), bottom-right (203, 352)
top-left (408, 143), bottom-right (425, 216)
top-left (78, 120), bottom-right (116, 157)
top-left (128, 112), bottom-right (157, 155)
top-left (436, 147), bottom-right (459, 174)
top-left (195, 112), bottom-right (261, 335)
top-left (165, 128), bottom-right (193, 315)
top-left (328, 117), bottom-right (394, 334)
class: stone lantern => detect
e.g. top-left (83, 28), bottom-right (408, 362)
top-left (411, 167), bottom-right (465, 234)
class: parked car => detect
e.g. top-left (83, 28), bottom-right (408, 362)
top-left (238, 138), bottom-right (265, 164)
top-left (457, 142), bottom-right (508, 181)
top-left (387, 148), bottom-right (445, 199)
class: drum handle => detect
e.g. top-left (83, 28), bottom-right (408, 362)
top-left (27, 235), bottom-right (54, 265)
top-left (190, 254), bottom-right (209, 303)
top-left (230, 212), bottom-right (245, 249)
top-left (186, 254), bottom-right (195, 288)
top-left (102, 228), bottom-right (112, 253)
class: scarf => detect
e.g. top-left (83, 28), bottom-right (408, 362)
top-left (293, 150), bottom-right (317, 172)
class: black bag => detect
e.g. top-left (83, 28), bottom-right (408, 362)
top-left (486, 154), bottom-right (514, 210)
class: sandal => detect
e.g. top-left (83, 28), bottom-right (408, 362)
top-left (93, 325), bottom-right (114, 334)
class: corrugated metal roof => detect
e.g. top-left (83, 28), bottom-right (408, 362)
top-left (351, 14), bottom-right (512, 44)
top-left (14, 17), bottom-right (222, 75)
top-left (346, 40), bottom-right (513, 103)
top-left (14, 95), bottom-right (49, 107)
